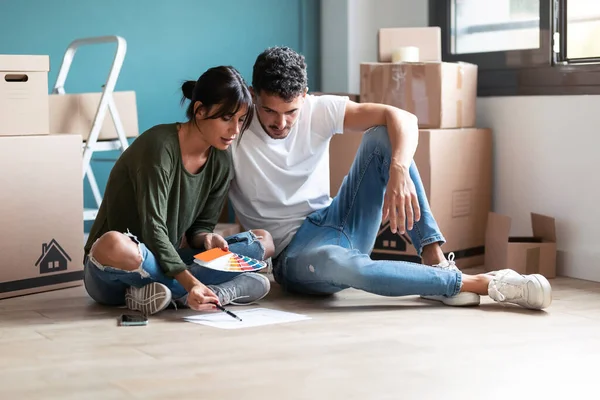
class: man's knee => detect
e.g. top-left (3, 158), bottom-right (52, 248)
top-left (304, 245), bottom-right (355, 271)
top-left (305, 245), bottom-right (369, 278)
top-left (361, 125), bottom-right (392, 154)
top-left (90, 231), bottom-right (142, 271)
top-left (251, 229), bottom-right (275, 260)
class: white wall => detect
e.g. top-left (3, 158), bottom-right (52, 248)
top-left (321, 0), bottom-right (427, 93)
top-left (477, 97), bottom-right (600, 281)
top-left (321, 0), bottom-right (600, 281)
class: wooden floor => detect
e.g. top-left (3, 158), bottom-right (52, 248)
top-left (1, 268), bottom-right (599, 400)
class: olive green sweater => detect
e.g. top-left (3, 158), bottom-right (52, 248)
top-left (84, 123), bottom-right (232, 277)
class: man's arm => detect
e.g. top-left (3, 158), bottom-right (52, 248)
top-left (342, 100), bottom-right (421, 235)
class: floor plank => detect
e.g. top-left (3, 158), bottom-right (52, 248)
top-left (0, 271), bottom-right (598, 399)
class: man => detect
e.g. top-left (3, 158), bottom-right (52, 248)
top-left (228, 46), bottom-right (552, 310)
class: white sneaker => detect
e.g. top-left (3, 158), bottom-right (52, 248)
top-left (421, 253), bottom-right (481, 307)
top-left (487, 269), bottom-right (552, 310)
top-left (125, 282), bottom-right (173, 316)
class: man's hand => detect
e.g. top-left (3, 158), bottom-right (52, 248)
top-left (186, 283), bottom-right (221, 311)
top-left (382, 163), bottom-right (421, 234)
top-left (201, 233), bottom-right (228, 251)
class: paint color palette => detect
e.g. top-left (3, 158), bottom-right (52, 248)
top-left (193, 248), bottom-right (267, 272)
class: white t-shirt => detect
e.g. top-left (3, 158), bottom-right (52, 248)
top-left (229, 94), bottom-right (349, 257)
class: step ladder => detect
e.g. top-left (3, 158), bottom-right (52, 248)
top-left (51, 35), bottom-right (129, 222)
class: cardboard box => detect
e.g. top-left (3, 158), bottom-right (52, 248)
top-left (330, 128), bottom-right (492, 268)
top-left (330, 129), bottom-right (362, 196)
top-left (360, 62), bottom-right (478, 129)
top-left (0, 134), bottom-right (84, 299)
top-left (378, 27), bottom-right (442, 62)
top-left (49, 91), bottom-right (139, 141)
top-left (214, 223), bottom-right (242, 238)
top-left (484, 212), bottom-right (557, 278)
top-left (310, 92), bottom-right (362, 195)
top-left (0, 55), bottom-right (50, 136)
top-left (311, 92), bottom-right (360, 103)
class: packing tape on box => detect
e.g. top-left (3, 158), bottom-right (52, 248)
top-left (456, 64), bottom-right (464, 127)
top-left (385, 64), bottom-right (430, 125)
top-left (411, 64), bottom-right (429, 125)
top-left (362, 63), bottom-right (430, 125)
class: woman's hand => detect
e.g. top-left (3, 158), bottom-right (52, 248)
top-left (186, 283), bottom-right (221, 311)
top-left (174, 270), bottom-right (220, 310)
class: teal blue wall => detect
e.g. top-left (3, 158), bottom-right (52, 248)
top-left (0, 0), bottom-right (321, 230)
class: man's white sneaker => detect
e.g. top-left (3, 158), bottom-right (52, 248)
top-left (421, 292), bottom-right (481, 307)
top-left (430, 252), bottom-right (461, 273)
top-left (420, 253), bottom-right (480, 306)
top-left (487, 269), bottom-right (552, 310)
top-left (125, 282), bottom-right (173, 316)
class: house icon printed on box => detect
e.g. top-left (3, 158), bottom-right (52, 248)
top-left (375, 222), bottom-right (412, 252)
top-left (35, 239), bottom-right (71, 274)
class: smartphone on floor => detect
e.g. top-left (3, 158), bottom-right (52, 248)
top-left (119, 313), bottom-right (148, 326)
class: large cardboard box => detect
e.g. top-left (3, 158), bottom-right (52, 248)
top-left (0, 55), bottom-right (50, 136)
top-left (214, 223), bottom-right (242, 238)
top-left (49, 91), bottom-right (139, 141)
top-left (484, 212), bottom-right (557, 278)
top-left (360, 62), bottom-right (477, 129)
top-left (0, 134), bottom-right (84, 299)
top-left (378, 27), bottom-right (442, 62)
top-left (330, 128), bottom-right (492, 268)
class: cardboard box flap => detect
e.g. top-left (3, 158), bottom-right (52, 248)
top-left (484, 211), bottom-right (557, 278)
top-left (531, 213), bottom-right (556, 243)
top-left (0, 55), bottom-right (50, 72)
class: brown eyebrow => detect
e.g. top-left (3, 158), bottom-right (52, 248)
top-left (262, 106), bottom-right (298, 114)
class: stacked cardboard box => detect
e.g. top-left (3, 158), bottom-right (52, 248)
top-left (326, 27), bottom-right (493, 269)
top-left (48, 91), bottom-right (139, 141)
top-left (0, 55), bottom-right (84, 299)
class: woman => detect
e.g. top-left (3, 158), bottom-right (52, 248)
top-left (83, 66), bottom-right (274, 315)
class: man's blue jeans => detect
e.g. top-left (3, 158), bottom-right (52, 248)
top-left (84, 231), bottom-right (265, 306)
top-left (273, 126), bottom-right (462, 297)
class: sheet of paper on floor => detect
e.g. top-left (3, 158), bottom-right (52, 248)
top-left (183, 308), bottom-right (311, 329)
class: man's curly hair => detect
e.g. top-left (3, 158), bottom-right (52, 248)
top-left (252, 46), bottom-right (308, 101)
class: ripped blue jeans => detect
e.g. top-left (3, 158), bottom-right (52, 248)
top-left (84, 231), bottom-right (265, 306)
top-left (272, 126), bottom-right (462, 298)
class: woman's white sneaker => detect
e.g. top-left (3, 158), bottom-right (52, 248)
top-left (487, 269), bottom-right (552, 310)
top-left (125, 282), bottom-right (173, 316)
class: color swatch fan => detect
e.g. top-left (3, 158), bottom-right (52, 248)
top-left (193, 248), bottom-right (267, 272)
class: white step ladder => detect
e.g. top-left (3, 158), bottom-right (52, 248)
top-left (52, 35), bottom-right (129, 221)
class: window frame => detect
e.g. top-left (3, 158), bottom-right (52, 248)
top-left (429, 0), bottom-right (600, 96)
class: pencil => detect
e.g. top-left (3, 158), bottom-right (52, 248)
top-left (213, 302), bottom-right (242, 321)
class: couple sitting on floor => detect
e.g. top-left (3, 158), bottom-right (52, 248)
top-left (83, 46), bottom-right (552, 316)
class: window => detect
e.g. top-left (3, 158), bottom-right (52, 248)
top-left (564, 0), bottom-right (600, 61)
top-left (453, 0), bottom-right (540, 54)
top-left (430, 0), bottom-right (600, 95)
